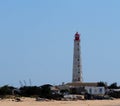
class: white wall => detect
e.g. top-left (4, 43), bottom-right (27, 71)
top-left (85, 86), bottom-right (105, 95)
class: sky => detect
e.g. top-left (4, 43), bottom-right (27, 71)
top-left (0, 0), bottom-right (120, 87)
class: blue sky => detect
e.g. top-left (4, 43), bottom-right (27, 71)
top-left (0, 0), bottom-right (120, 87)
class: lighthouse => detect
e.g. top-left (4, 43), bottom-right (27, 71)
top-left (72, 32), bottom-right (82, 82)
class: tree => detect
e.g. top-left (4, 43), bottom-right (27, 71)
top-left (108, 82), bottom-right (118, 89)
top-left (0, 85), bottom-right (15, 96)
top-left (40, 84), bottom-right (52, 98)
top-left (97, 81), bottom-right (107, 87)
top-left (20, 86), bottom-right (41, 97)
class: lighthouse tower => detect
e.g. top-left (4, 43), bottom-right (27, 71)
top-left (72, 32), bottom-right (82, 82)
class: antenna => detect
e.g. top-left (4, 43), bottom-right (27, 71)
top-left (29, 79), bottom-right (32, 86)
top-left (23, 80), bottom-right (27, 86)
top-left (19, 80), bottom-right (23, 87)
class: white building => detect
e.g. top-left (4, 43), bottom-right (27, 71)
top-left (67, 82), bottom-right (105, 95)
top-left (85, 86), bottom-right (105, 95)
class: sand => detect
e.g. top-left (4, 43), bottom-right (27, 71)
top-left (0, 98), bottom-right (120, 106)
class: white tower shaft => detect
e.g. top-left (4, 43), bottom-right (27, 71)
top-left (72, 32), bottom-right (82, 82)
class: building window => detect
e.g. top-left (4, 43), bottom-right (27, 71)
top-left (77, 59), bottom-right (79, 61)
top-left (89, 88), bottom-right (92, 94)
top-left (99, 88), bottom-right (102, 93)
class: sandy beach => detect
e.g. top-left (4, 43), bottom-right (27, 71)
top-left (0, 98), bottom-right (120, 106)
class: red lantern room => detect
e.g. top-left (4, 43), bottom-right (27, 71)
top-left (75, 32), bottom-right (80, 41)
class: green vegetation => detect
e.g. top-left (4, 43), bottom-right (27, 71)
top-left (108, 82), bottom-right (119, 89)
top-left (0, 84), bottom-right (62, 100)
top-left (0, 82), bottom-right (120, 99)
top-left (97, 81), bottom-right (107, 87)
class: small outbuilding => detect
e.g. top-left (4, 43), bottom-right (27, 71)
top-left (85, 86), bottom-right (105, 95)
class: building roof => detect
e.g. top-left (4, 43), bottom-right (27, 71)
top-left (66, 82), bottom-right (98, 87)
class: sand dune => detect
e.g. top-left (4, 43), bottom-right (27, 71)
top-left (0, 98), bottom-right (120, 106)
